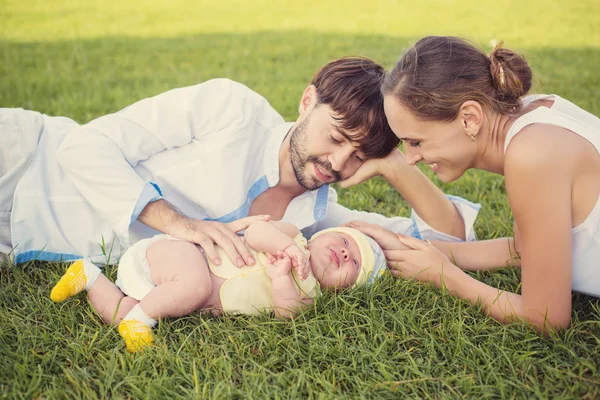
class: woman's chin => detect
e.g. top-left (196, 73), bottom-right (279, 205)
top-left (437, 169), bottom-right (462, 183)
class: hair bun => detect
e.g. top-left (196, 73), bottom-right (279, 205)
top-left (489, 41), bottom-right (533, 101)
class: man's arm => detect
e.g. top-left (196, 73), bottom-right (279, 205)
top-left (56, 80), bottom-right (268, 265)
top-left (139, 199), bottom-right (269, 266)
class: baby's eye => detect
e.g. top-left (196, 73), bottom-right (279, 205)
top-left (353, 259), bottom-right (360, 269)
top-left (343, 238), bottom-right (349, 246)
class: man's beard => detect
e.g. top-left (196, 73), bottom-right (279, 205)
top-left (289, 115), bottom-right (341, 190)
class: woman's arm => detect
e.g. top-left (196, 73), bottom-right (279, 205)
top-left (344, 220), bottom-right (518, 271)
top-left (386, 127), bottom-right (576, 332)
top-left (431, 238), bottom-right (520, 270)
top-left (340, 148), bottom-right (466, 239)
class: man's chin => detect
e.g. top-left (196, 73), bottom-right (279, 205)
top-left (298, 178), bottom-right (325, 191)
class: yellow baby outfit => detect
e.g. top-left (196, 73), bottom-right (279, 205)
top-left (208, 234), bottom-right (319, 315)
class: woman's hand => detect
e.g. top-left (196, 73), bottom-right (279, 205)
top-left (385, 235), bottom-right (459, 288)
top-left (339, 148), bottom-right (407, 188)
top-left (342, 220), bottom-right (408, 251)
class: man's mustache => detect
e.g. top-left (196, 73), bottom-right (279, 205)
top-left (307, 156), bottom-right (341, 181)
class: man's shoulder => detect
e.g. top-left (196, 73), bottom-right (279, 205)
top-left (198, 78), bottom-right (265, 100)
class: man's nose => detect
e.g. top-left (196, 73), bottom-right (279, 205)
top-left (328, 145), bottom-right (354, 172)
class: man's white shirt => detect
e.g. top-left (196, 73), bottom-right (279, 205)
top-left (8, 79), bottom-right (480, 264)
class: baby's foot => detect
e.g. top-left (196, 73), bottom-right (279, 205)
top-left (118, 320), bottom-right (154, 353)
top-left (50, 260), bottom-right (87, 302)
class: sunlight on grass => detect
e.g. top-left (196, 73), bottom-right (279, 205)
top-left (2, 0), bottom-right (600, 48)
top-left (2, 1), bottom-right (600, 398)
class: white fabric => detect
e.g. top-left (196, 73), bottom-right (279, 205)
top-left (4, 79), bottom-right (481, 265)
top-left (115, 234), bottom-right (179, 300)
top-left (503, 94), bottom-right (600, 296)
top-left (0, 108), bottom-right (44, 256)
top-left (123, 304), bottom-right (157, 328)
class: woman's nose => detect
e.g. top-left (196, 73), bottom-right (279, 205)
top-left (405, 148), bottom-right (423, 166)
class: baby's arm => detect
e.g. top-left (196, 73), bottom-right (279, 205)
top-left (245, 221), bottom-right (309, 279)
top-left (245, 220), bottom-right (299, 254)
top-left (266, 252), bottom-right (312, 319)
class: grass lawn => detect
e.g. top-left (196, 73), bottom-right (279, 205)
top-left (2, 0), bottom-right (600, 398)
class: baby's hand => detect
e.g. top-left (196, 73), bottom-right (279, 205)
top-left (283, 244), bottom-right (309, 281)
top-left (265, 251), bottom-right (292, 280)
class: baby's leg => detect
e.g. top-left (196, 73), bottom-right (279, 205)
top-left (118, 239), bottom-right (212, 353)
top-left (87, 276), bottom-right (139, 325)
top-left (141, 239), bottom-right (212, 318)
top-left (50, 258), bottom-right (140, 325)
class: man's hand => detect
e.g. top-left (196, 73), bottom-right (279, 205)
top-left (138, 199), bottom-right (271, 267)
top-left (265, 251), bottom-right (293, 281)
top-left (181, 215), bottom-right (271, 267)
top-left (283, 244), bottom-right (309, 281)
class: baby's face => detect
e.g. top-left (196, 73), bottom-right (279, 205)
top-left (308, 232), bottom-right (362, 289)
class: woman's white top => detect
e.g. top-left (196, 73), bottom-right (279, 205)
top-left (504, 94), bottom-right (600, 297)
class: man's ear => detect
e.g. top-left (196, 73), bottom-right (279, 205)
top-left (298, 85), bottom-right (318, 116)
top-left (458, 100), bottom-right (484, 139)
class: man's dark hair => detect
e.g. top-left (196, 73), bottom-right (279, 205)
top-left (311, 57), bottom-right (399, 158)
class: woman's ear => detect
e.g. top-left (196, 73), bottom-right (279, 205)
top-left (459, 100), bottom-right (484, 140)
top-left (298, 85), bottom-right (317, 116)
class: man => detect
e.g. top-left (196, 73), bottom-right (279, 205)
top-left (0, 57), bottom-right (479, 266)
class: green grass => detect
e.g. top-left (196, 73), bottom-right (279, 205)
top-left (2, 0), bottom-right (600, 398)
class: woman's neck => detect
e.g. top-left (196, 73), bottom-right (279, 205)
top-left (473, 112), bottom-right (519, 176)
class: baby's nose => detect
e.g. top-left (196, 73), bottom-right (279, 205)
top-left (341, 248), bottom-right (349, 260)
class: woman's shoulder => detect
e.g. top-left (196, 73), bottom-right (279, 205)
top-left (505, 122), bottom-right (584, 172)
top-left (504, 124), bottom-right (576, 206)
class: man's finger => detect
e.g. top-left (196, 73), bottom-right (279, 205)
top-left (196, 234), bottom-right (221, 265)
top-left (217, 224), bottom-right (256, 266)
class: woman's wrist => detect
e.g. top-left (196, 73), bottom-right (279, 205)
top-left (381, 149), bottom-right (412, 181)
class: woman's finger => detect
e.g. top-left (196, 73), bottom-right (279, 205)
top-left (396, 234), bottom-right (431, 251)
top-left (383, 249), bottom-right (410, 262)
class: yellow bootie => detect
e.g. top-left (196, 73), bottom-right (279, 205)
top-left (50, 260), bottom-right (87, 302)
top-left (118, 320), bottom-right (154, 353)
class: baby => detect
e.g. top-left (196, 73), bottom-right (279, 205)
top-left (50, 220), bottom-right (385, 352)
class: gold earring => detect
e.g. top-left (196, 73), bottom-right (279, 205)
top-left (470, 134), bottom-right (476, 142)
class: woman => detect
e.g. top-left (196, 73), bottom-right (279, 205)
top-left (348, 36), bottom-right (600, 333)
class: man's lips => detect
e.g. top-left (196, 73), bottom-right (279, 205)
top-left (313, 163), bottom-right (332, 182)
top-left (330, 249), bottom-right (340, 267)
